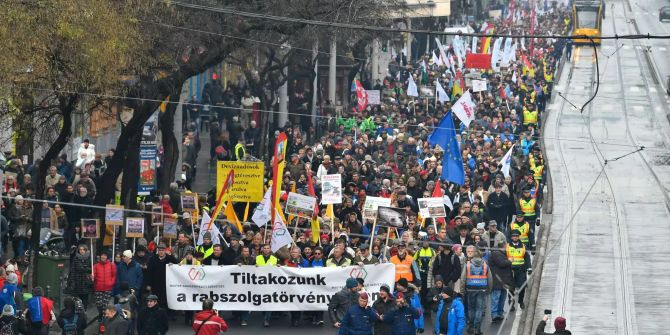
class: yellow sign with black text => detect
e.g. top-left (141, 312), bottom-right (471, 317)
top-left (216, 161), bottom-right (265, 202)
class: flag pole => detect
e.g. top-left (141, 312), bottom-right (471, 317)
top-left (368, 218), bottom-right (377, 254)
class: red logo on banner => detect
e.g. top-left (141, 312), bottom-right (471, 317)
top-left (465, 53), bottom-right (492, 70)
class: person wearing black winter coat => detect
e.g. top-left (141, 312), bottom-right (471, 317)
top-left (488, 246), bottom-right (514, 321)
top-left (486, 185), bottom-right (510, 228)
top-left (137, 296), bottom-right (169, 335)
top-left (432, 248), bottom-right (462, 288)
top-left (372, 285), bottom-right (395, 335)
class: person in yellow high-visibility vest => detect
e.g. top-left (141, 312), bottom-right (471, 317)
top-left (507, 230), bottom-right (531, 310)
top-left (510, 211), bottom-right (534, 250)
top-left (234, 138), bottom-right (246, 161)
top-left (255, 243), bottom-right (278, 327)
top-left (523, 107), bottom-right (538, 127)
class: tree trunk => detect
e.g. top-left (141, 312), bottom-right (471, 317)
top-left (29, 94), bottom-right (77, 287)
top-left (158, 95), bottom-right (181, 194)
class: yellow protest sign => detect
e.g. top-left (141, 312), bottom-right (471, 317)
top-left (216, 161), bottom-right (264, 202)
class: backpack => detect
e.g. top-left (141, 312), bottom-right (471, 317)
top-left (62, 314), bottom-right (78, 335)
top-left (0, 287), bottom-right (15, 309)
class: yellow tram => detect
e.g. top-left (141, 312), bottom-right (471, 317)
top-left (573, 0), bottom-right (604, 44)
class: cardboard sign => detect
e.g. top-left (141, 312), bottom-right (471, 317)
top-left (105, 205), bottom-right (124, 226)
top-left (376, 207), bottom-right (407, 228)
top-left (216, 161), bottom-right (265, 202)
top-left (163, 216), bottom-right (178, 239)
top-left (471, 79), bottom-right (488, 92)
top-left (367, 90), bottom-right (381, 105)
top-left (285, 192), bottom-right (317, 219)
top-left (418, 197), bottom-right (447, 218)
top-left (181, 193), bottom-right (198, 211)
top-left (320, 174), bottom-right (342, 204)
top-left (362, 196), bottom-right (392, 220)
top-left (81, 219), bottom-right (99, 239)
top-left (126, 218), bottom-right (145, 238)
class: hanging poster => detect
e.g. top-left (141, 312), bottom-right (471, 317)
top-left (81, 219), bottom-right (100, 239)
top-left (126, 218), bottom-right (145, 238)
top-left (418, 197), bottom-right (447, 218)
top-left (285, 192), bottom-right (317, 219)
top-left (105, 205), bottom-right (124, 226)
top-left (320, 174), bottom-right (342, 204)
top-left (362, 196), bottom-right (392, 220)
top-left (138, 140), bottom-right (157, 195)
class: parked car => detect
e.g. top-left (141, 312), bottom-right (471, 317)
top-left (661, 6), bottom-right (670, 21)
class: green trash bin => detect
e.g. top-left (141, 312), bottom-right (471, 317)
top-left (35, 254), bottom-right (70, 310)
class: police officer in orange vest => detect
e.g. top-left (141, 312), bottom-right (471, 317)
top-left (507, 230), bottom-right (532, 311)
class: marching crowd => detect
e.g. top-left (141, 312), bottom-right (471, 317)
top-left (0, 1), bottom-right (578, 335)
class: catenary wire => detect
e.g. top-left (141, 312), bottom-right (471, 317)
top-left (2, 83), bottom-right (667, 152)
top-left (167, 0), bottom-right (670, 40)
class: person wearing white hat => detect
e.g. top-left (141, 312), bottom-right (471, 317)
top-left (0, 304), bottom-right (21, 333)
top-left (116, 250), bottom-right (144, 297)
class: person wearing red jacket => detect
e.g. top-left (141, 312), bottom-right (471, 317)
top-left (93, 251), bottom-right (117, 322)
top-left (192, 299), bottom-right (228, 334)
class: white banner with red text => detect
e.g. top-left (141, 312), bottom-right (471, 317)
top-left (165, 263), bottom-right (395, 311)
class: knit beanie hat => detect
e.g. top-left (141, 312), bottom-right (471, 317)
top-left (554, 317), bottom-right (567, 331)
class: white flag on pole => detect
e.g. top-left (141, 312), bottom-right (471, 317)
top-left (251, 188), bottom-right (272, 227)
top-left (432, 51), bottom-right (443, 66)
top-left (451, 91), bottom-right (477, 127)
top-left (197, 211), bottom-right (220, 246)
top-left (501, 144), bottom-right (516, 178)
top-left (436, 80), bottom-right (450, 103)
top-left (511, 71), bottom-right (518, 83)
top-left (407, 74), bottom-right (419, 97)
top-left (271, 209), bottom-right (293, 252)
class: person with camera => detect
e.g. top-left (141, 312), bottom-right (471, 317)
top-left (192, 299), bottom-right (228, 334)
top-left (434, 286), bottom-right (465, 335)
top-left (536, 314), bottom-right (571, 335)
top-left (382, 291), bottom-right (422, 335)
top-left (338, 292), bottom-right (379, 335)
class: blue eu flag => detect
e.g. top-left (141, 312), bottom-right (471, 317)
top-left (428, 111), bottom-right (465, 185)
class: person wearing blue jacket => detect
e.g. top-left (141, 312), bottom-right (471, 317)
top-left (383, 292), bottom-right (421, 335)
top-left (395, 278), bottom-right (424, 332)
top-left (338, 292), bottom-right (379, 335)
top-left (434, 287), bottom-right (465, 335)
top-left (116, 250), bottom-right (144, 298)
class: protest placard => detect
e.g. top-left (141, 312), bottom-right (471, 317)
top-left (216, 161), bottom-right (264, 202)
top-left (320, 174), bottom-right (342, 204)
top-left (105, 205), bottom-right (124, 226)
top-left (376, 206), bottom-right (407, 228)
top-left (126, 218), bottom-right (145, 238)
top-left (285, 192), bottom-right (317, 219)
top-left (418, 197), bottom-right (447, 218)
top-left (362, 196), bottom-right (392, 220)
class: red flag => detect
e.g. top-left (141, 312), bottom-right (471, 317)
top-left (499, 85), bottom-right (507, 100)
top-left (305, 168), bottom-right (319, 216)
top-left (355, 80), bottom-right (368, 112)
top-left (432, 180), bottom-right (446, 226)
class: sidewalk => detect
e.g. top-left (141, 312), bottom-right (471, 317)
top-left (192, 124), bottom-right (216, 195)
